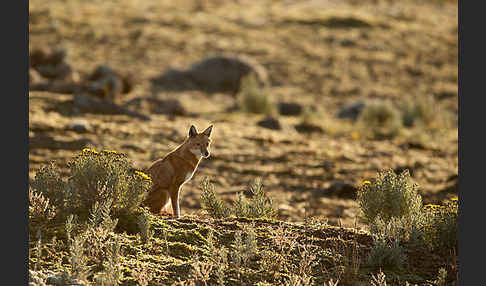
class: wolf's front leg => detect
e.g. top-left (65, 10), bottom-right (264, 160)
top-left (170, 187), bottom-right (181, 218)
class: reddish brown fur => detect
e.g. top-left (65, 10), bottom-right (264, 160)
top-left (143, 124), bottom-right (213, 217)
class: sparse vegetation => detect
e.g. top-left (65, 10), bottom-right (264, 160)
top-left (233, 179), bottom-right (278, 219)
top-left (30, 149), bottom-right (151, 227)
top-left (420, 198), bottom-right (458, 252)
top-left (358, 169), bottom-right (458, 256)
top-left (237, 73), bottom-right (277, 116)
top-left (370, 270), bottom-right (388, 286)
top-left (200, 176), bottom-right (231, 219)
top-left (356, 100), bottom-right (403, 139)
top-left (137, 207), bottom-right (154, 244)
top-left (201, 177), bottom-right (277, 220)
top-left (434, 268), bottom-right (448, 286)
top-left (400, 94), bottom-right (452, 131)
top-left (357, 169), bottom-right (422, 227)
top-left (29, 0), bottom-right (458, 284)
top-left (365, 238), bottom-right (407, 271)
top-left (29, 188), bottom-right (56, 227)
top-left (28, 153), bottom-right (458, 285)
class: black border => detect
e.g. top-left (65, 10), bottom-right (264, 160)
top-left (458, 0), bottom-right (472, 285)
top-left (9, 0), bottom-right (29, 284)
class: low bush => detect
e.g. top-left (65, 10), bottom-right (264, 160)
top-left (420, 198), bottom-right (458, 252)
top-left (358, 170), bottom-right (458, 255)
top-left (356, 100), bottom-right (403, 139)
top-left (30, 148), bottom-right (152, 224)
top-left (29, 188), bottom-right (56, 227)
top-left (365, 238), bottom-right (407, 271)
top-left (400, 94), bottom-right (454, 131)
top-left (200, 177), bottom-right (232, 219)
top-left (400, 95), bottom-right (438, 128)
top-left (200, 177), bottom-right (277, 220)
top-left (237, 73), bottom-right (277, 116)
top-left (233, 179), bottom-right (278, 219)
top-left (357, 169), bottom-right (422, 226)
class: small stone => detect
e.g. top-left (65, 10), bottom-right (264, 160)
top-left (278, 102), bottom-right (303, 116)
top-left (70, 119), bottom-right (91, 133)
top-left (257, 116), bottom-right (281, 130)
top-left (337, 101), bottom-right (365, 121)
top-left (294, 122), bottom-right (324, 134)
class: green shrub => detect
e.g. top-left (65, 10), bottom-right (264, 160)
top-left (434, 268), bottom-right (448, 286)
top-left (29, 188), bottom-right (56, 227)
top-left (238, 73), bottom-right (277, 116)
top-left (230, 225), bottom-right (258, 269)
top-left (67, 149), bottom-right (150, 218)
top-left (369, 215), bottom-right (425, 244)
top-left (400, 95), bottom-right (438, 128)
top-left (359, 170), bottom-right (458, 255)
top-left (68, 232), bottom-right (90, 281)
top-left (420, 198), bottom-right (458, 252)
top-left (357, 100), bottom-right (403, 139)
top-left (370, 270), bottom-right (387, 286)
top-left (137, 207), bottom-right (154, 244)
top-left (95, 237), bottom-right (123, 286)
top-left (365, 238), bottom-right (407, 271)
top-left (201, 177), bottom-right (277, 219)
top-left (30, 148), bottom-right (151, 223)
top-left (200, 177), bottom-right (231, 219)
top-left (233, 179), bottom-right (277, 219)
top-left (30, 162), bottom-right (66, 209)
top-left (399, 94), bottom-right (454, 131)
top-left (357, 169), bottom-right (422, 226)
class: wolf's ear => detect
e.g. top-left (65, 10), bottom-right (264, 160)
top-left (202, 125), bottom-right (213, 137)
top-left (189, 125), bottom-right (198, 137)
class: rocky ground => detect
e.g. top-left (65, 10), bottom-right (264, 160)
top-left (28, 0), bottom-right (458, 284)
top-left (29, 0), bottom-right (458, 228)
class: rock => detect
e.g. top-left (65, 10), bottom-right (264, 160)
top-left (148, 98), bottom-right (186, 116)
top-left (29, 134), bottom-right (94, 150)
top-left (278, 102), bottom-right (303, 116)
top-left (294, 122), bottom-right (324, 134)
top-left (29, 47), bottom-right (80, 94)
top-left (123, 97), bottom-right (187, 118)
top-left (30, 47), bottom-right (72, 80)
top-left (257, 116), bottom-right (281, 130)
top-left (69, 119), bottom-right (91, 133)
top-left (151, 54), bottom-right (268, 96)
top-left (319, 180), bottom-right (357, 199)
top-left (30, 47), bottom-right (66, 67)
top-left (35, 63), bottom-right (72, 80)
top-left (340, 39), bottom-right (356, 47)
top-left (73, 93), bottom-right (150, 121)
top-left (337, 101), bottom-right (365, 121)
top-left (284, 14), bottom-right (374, 28)
top-left (79, 65), bottom-right (134, 103)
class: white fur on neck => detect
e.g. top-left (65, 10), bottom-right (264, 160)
top-left (190, 149), bottom-right (202, 158)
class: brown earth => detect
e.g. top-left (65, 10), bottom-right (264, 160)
top-left (29, 0), bottom-right (458, 229)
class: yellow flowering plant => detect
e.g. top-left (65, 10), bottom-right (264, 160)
top-left (32, 148), bottom-right (151, 223)
top-left (420, 198), bottom-right (458, 251)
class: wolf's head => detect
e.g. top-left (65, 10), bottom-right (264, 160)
top-left (186, 124), bottom-right (213, 158)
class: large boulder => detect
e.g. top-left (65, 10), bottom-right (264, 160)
top-left (151, 54), bottom-right (268, 96)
